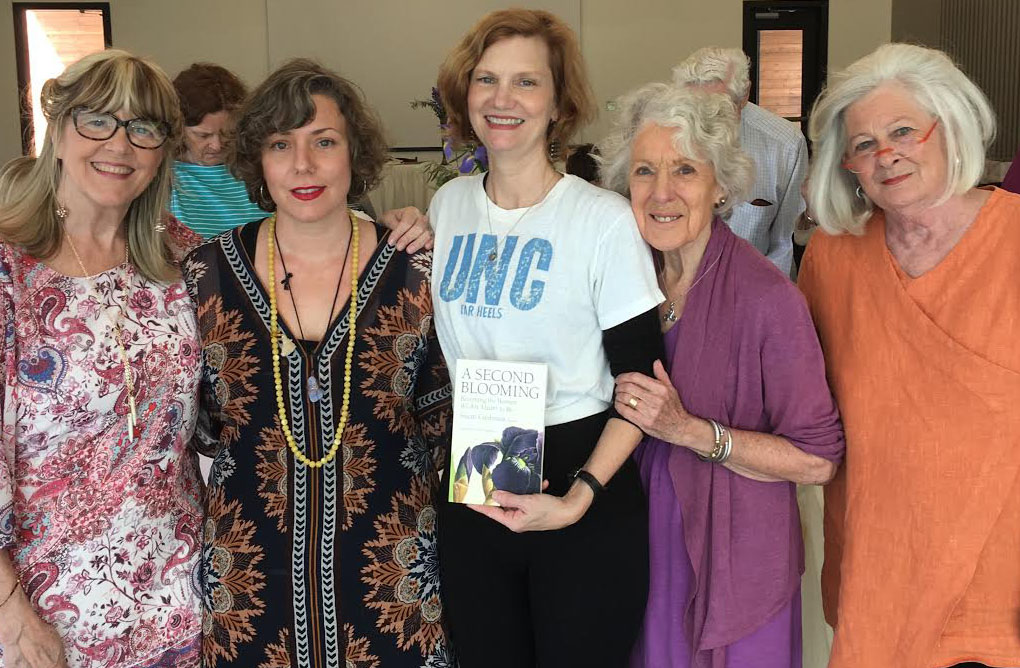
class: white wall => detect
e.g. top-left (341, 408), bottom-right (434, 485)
top-left (0, 0), bottom-right (893, 163)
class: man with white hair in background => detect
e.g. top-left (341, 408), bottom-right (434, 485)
top-left (674, 46), bottom-right (808, 275)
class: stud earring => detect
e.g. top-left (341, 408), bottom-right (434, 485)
top-left (55, 203), bottom-right (68, 220)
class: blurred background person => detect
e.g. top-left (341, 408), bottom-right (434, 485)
top-left (674, 47), bottom-right (808, 276)
top-left (171, 62), bottom-right (264, 238)
top-left (565, 142), bottom-right (600, 183)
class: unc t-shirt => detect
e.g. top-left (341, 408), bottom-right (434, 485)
top-left (430, 173), bottom-right (663, 426)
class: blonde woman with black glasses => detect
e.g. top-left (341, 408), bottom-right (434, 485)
top-left (0, 50), bottom-right (204, 668)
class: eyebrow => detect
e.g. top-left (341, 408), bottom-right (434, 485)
top-left (474, 68), bottom-right (546, 77)
top-left (849, 117), bottom-right (917, 139)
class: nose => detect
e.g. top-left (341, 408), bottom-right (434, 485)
top-left (208, 134), bottom-right (222, 152)
top-left (874, 145), bottom-right (899, 168)
top-left (651, 171), bottom-right (673, 202)
top-left (292, 141), bottom-right (313, 173)
top-left (493, 81), bottom-right (513, 110)
top-left (104, 125), bottom-right (133, 153)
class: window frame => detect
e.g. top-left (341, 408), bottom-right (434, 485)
top-left (12, 2), bottom-right (113, 155)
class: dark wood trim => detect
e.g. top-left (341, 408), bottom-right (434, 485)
top-left (389, 146), bottom-right (442, 153)
top-left (742, 0), bottom-right (828, 136)
top-left (12, 2), bottom-right (112, 155)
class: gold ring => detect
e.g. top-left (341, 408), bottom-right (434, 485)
top-left (628, 397), bottom-right (639, 408)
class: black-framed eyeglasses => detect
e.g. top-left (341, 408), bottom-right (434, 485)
top-left (71, 107), bottom-right (171, 149)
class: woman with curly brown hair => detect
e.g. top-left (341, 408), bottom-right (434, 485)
top-left (183, 59), bottom-right (453, 668)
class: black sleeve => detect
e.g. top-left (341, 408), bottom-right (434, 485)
top-left (602, 307), bottom-right (664, 426)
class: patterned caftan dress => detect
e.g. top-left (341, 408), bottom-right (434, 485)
top-left (184, 220), bottom-right (453, 668)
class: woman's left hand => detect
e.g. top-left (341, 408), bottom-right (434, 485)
top-left (615, 360), bottom-right (692, 445)
top-left (470, 484), bottom-right (588, 532)
top-left (378, 206), bottom-right (433, 252)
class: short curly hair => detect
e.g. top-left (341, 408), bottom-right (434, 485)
top-left (437, 8), bottom-right (595, 152)
top-left (228, 59), bottom-right (387, 210)
top-left (599, 83), bottom-right (752, 215)
top-left (173, 63), bottom-right (247, 126)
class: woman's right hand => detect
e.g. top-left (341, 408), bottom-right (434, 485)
top-left (0, 589), bottom-right (68, 668)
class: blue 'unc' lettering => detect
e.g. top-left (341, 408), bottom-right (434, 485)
top-left (466, 235), bottom-right (518, 305)
top-left (438, 233), bottom-right (475, 302)
top-left (510, 238), bottom-right (553, 310)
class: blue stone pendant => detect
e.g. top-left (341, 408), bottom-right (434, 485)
top-left (307, 375), bottom-right (323, 403)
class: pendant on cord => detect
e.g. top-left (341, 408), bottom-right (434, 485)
top-left (307, 375), bottom-right (324, 403)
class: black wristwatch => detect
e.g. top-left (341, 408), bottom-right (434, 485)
top-left (571, 469), bottom-right (605, 496)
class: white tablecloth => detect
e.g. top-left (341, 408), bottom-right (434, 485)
top-left (367, 161), bottom-right (437, 215)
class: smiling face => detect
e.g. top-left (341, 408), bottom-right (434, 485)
top-left (55, 106), bottom-right (164, 216)
top-left (843, 83), bottom-right (946, 214)
top-left (183, 109), bottom-right (231, 165)
top-left (260, 94), bottom-right (351, 225)
top-left (467, 35), bottom-right (559, 163)
top-left (628, 123), bottom-right (723, 252)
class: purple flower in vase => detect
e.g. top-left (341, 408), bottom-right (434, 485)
top-left (458, 153), bottom-right (476, 174)
top-left (442, 137), bottom-right (454, 162)
top-left (473, 144), bottom-right (488, 170)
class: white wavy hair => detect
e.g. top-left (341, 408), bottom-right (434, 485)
top-left (808, 43), bottom-right (995, 235)
top-left (672, 47), bottom-right (751, 106)
top-left (598, 82), bottom-right (753, 216)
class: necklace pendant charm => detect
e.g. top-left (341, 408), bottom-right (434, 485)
top-left (307, 375), bottom-right (324, 403)
top-left (663, 301), bottom-right (677, 323)
top-left (488, 250), bottom-right (497, 263)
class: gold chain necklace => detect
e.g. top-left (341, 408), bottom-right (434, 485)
top-left (267, 211), bottom-right (359, 468)
top-left (62, 226), bottom-right (138, 441)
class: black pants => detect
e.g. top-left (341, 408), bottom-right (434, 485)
top-left (438, 411), bottom-right (649, 667)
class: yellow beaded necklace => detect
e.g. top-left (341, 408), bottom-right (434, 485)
top-left (267, 211), bottom-right (359, 468)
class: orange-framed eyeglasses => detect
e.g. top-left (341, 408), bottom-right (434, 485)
top-left (842, 119), bottom-right (939, 174)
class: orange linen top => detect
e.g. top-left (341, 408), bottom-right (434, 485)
top-left (798, 188), bottom-right (1020, 668)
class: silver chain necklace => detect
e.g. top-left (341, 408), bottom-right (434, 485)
top-left (483, 172), bottom-right (557, 264)
top-left (662, 252), bottom-right (721, 322)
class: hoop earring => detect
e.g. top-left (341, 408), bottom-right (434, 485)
top-left (259, 183), bottom-right (274, 208)
top-left (855, 185), bottom-right (867, 200)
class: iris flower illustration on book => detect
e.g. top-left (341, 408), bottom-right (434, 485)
top-left (452, 426), bottom-right (544, 503)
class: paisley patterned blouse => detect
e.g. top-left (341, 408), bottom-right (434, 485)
top-left (184, 220), bottom-right (453, 668)
top-left (0, 219), bottom-right (204, 668)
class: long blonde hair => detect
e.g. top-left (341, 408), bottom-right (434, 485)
top-left (0, 49), bottom-right (183, 281)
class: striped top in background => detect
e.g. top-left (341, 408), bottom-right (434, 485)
top-left (170, 161), bottom-right (266, 239)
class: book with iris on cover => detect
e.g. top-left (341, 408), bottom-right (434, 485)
top-left (448, 359), bottom-right (547, 506)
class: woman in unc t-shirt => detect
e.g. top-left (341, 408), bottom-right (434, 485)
top-left (427, 9), bottom-right (663, 667)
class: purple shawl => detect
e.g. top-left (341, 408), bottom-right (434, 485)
top-left (651, 218), bottom-right (844, 651)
